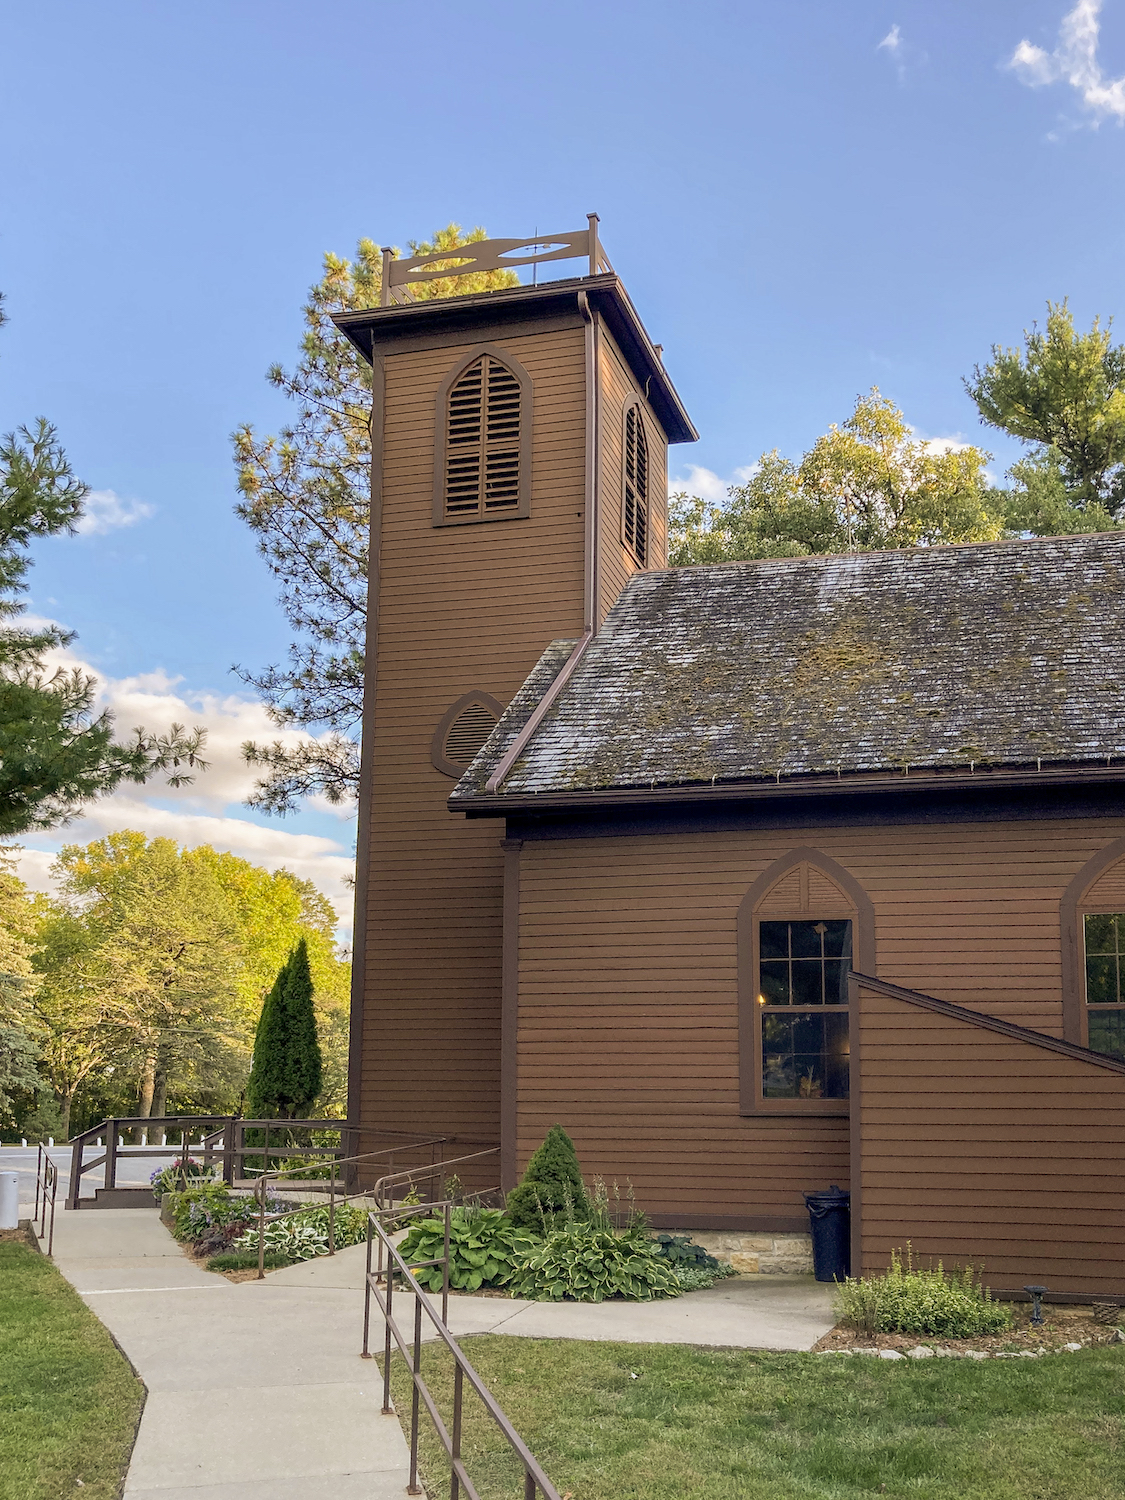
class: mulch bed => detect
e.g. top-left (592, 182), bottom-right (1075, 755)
top-left (813, 1304), bottom-right (1125, 1357)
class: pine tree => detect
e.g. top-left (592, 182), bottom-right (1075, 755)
top-left (506, 1124), bottom-right (590, 1233)
top-left (245, 939), bottom-right (323, 1119)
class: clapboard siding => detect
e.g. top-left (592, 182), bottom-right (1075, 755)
top-left (513, 816), bottom-right (1125, 1225)
top-left (356, 325), bottom-right (588, 1154)
top-left (596, 328), bottom-right (669, 621)
top-left (853, 976), bottom-right (1125, 1292)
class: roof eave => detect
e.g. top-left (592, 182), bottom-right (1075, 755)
top-left (330, 273), bottom-right (698, 445)
top-left (451, 761), bottom-right (1125, 817)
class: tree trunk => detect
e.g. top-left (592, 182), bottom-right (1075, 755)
top-left (152, 1072), bottom-right (168, 1123)
top-left (57, 1089), bottom-right (72, 1142)
top-left (136, 1052), bottom-right (156, 1143)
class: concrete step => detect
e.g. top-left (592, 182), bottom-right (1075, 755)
top-left (87, 1187), bottom-right (158, 1209)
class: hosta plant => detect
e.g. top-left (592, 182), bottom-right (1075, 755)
top-left (397, 1207), bottom-right (538, 1293)
top-left (509, 1223), bottom-right (683, 1303)
top-left (650, 1233), bottom-right (720, 1270)
top-left (234, 1202), bottom-right (370, 1262)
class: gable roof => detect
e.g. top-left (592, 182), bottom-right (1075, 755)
top-left (453, 532), bottom-right (1125, 810)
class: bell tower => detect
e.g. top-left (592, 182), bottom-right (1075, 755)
top-left (334, 221), bottom-right (696, 1165)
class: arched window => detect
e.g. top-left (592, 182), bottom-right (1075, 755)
top-left (1062, 838), bottom-right (1125, 1058)
top-left (433, 349), bottom-right (532, 525)
top-left (430, 692), bottom-right (505, 778)
top-left (737, 849), bottom-right (874, 1114)
top-left (622, 401), bottom-right (649, 565)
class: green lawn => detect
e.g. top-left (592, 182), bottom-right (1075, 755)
top-left (0, 1239), bottom-right (144, 1500)
top-left (389, 1335), bottom-right (1125, 1499)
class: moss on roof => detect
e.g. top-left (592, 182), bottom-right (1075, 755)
top-left (453, 534), bottom-right (1125, 802)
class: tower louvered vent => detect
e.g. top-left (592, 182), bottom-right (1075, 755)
top-left (624, 403), bottom-right (649, 565)
top-left (444, 701), bottom-right (499, 767)
top-left (445, 355), bottom-right (522, 519)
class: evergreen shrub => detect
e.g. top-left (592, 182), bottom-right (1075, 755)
top-left (505, 1125), bottom-right (590, 1232)
top-left (246, 939), bottom-right (323, 1119)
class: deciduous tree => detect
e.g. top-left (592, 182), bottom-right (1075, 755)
top-left (670, 391), bottom-right (1002, 566)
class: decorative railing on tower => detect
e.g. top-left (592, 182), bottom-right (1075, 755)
top-left (379, 212), bottom-right (613, 306)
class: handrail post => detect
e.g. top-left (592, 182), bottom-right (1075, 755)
top-left (106, 1120), bottom-right (118, 1195)
top-left (222, 1116), bottom-right (235, 1185)
top-left (328, 1172), bottom-right (336, 1256)
top-left (451, 1362), bottom-right (464, 1500)
top-left (257, 1177), bottom-right (266, 1281)
top-left (407, 1294), bottom-right (423, 1495)
top-left (34, 1141), bottom-right (42, 1220)
top-left (67, 1130), bottom-right (85, 1211)
top-left (47, 1163), bottom-right (57, 1257)
top-left (361, 1217), bottom-right (373, 1358)
top-left (382, 1235), bottom-right (395, 1414)
top-left (442, 1201), bottom-right (451, 1327)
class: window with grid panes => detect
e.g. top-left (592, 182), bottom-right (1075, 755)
top-left (1084, 913), bottom-right (1125, 1061)
top-left (758, 919), bottom-right (851, 1100)
top-left (443, 354), bottom-right (522, 521)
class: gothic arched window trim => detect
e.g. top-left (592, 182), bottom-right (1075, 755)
top-left (621, 397), bottom-right (650, 566)
top-left (430, 691), bottom-right (505, 779)
top-left (737, 847), bottom-right (875, 1117)
top-left (1060, 836), bottom-right (1125, 1052)
top-left (432, 345), bottom-right (533, 527)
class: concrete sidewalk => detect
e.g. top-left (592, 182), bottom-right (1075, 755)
top-left (37, 1205), bottom-right (411, 1499)
top-left (270, 1238), bottom-right (836, 1351)
top-left (33, 1200), bottom-right (834, 1496)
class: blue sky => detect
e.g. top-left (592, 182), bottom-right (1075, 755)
top-left (1, 0), bottom-right (1123, 932)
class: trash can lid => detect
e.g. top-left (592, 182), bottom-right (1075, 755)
top-left (803, 1184), bottom-right (850, 1207)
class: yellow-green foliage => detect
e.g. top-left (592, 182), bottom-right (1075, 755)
top-left (835, 1246), bottom-right (1013, 1338)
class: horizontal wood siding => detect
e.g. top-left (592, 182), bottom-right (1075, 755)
top-left (358, 326), bottom-right (588, 1153)
top-left (596, 328), bottom-right (669, 623)
top-left (515, 815), bottom-right (1125, 1225)
top-left (854, 979), bottom-right (1125, 1294)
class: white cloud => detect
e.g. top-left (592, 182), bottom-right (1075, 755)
top-left (878, 24), bottom-right (902, 53)
top-left (1009, 1), bottom-right (1125, 122)
top-left (74, 489), bottom-right (155, 536)
top-left (668, 463), bottom-right (759, 503)
top-left (8, 632), bottom-right (357, 932)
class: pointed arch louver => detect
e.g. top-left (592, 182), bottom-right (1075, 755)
top-left (434, 349), bottom-right (533, 525)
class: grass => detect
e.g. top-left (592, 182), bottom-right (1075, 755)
top-left (0, 1238), bottom-right (144, 1500)
top-left (388, 1334), bottom-right (1125, 1499)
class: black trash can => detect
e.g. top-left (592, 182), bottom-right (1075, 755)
top-left (804, 1185), bottom-right (851, 1282)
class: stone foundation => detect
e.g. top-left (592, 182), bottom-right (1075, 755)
top-left (667, 1230), bottom-right (814, 1275)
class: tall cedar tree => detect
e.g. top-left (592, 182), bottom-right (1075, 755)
top-left (506, 1124), bottom-right (590, 1233)
top-left (0, 293), bottom-right (208, 834)
top-left (246, 939), bottom-right (323, 1118)
top-left (233, 226), bottom-right (518, 814)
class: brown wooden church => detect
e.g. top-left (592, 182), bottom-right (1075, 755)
top-left (335, 222), bottom-right (1125, 1296)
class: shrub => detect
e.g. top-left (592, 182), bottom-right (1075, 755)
top-left (233, 1202), bottom-right (370, 1262)
top-left (509, 1223), bottom-right (682, 1303)
top-left (246, 938), bottom-right (322, 1119)
top-left (505, 1125), bottom-right (589, 1233)
top-left (650, 1233), bottom-right (720, 1271)
top-left (835, 1246), bottom-right (1014, 1338)
top-left (167, 1183), bottom-right (288, 1244)
top-left (672, 1263), bottom-right (738, 1293)
top-left (398, 1207), bottom-right (538, 1294)
top-left (150, 1159), bottom-right (217, 1197)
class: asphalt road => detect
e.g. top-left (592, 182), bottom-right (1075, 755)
top-left (1, 1142), bottom-right (189, 1207)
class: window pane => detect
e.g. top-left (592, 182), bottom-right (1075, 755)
top-left (790, 960), bottom-right (824, 1006)
top-left (1084, 914), bottom-right (1120, 956)
top-left (758, 919), bottom-right (852, 1009)
top-left (1086, 953), bottom-right (1120, 1007)
top-left (762, 1011), bottom-right (849, 1100)
top-left (759, 962), bottom-right (790, 1005)
top-left (1088, 1009), bottom-right (1125, 1062)
top-left (759, 921), bottom-right (789, 960)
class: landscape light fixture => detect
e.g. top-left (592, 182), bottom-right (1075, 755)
top-left (1023, 1284), bottom-right (1048, 1326)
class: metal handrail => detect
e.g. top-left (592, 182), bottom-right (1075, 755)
top-left (362, 1205), bottom-right (561, 1500)
top-left (248, 1145), bottom-right (500, 1280)
top-left (34, 1143), bottom-right (58, 1256)
top-left (64, 1115), bottom-right (486, 1209)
